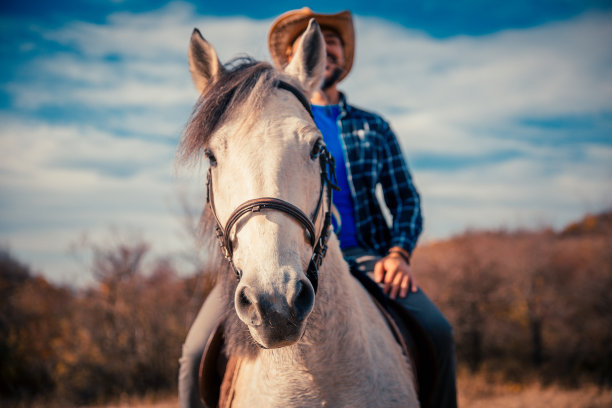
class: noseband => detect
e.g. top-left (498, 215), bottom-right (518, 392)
top-left (206, 80), bottom-right (339, 294)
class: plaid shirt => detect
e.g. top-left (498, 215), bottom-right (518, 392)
top-left (335, 93), bottom-right (422, 256)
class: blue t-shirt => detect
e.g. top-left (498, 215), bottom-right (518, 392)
top-left (311, 104), bottom-right (359, 250)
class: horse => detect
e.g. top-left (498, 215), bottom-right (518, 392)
top-left (179, 19), bottom-right (419, 407)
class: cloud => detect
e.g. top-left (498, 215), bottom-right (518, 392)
top-left (0, 116), bottom-right (173, 181)
top-left (1, 2), bottom-right (611, 285)
top-left (43, 2), bottom-right (271, 61)
top-left (416, 144), bottom-right (612, 240)
top-left (5, 2), bottom-right (274, 141)
top-left (0, 115), bottom-right (206, 285)
top-left (348, 12), bottom-right (612, 146)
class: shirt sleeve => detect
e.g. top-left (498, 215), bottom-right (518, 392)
top-left (377, 120), bottom-right (423, 254)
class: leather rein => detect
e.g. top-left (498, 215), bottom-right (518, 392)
top-left (206, 80), bottom-right (339, 294)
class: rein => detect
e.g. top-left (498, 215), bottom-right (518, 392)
top-left (206, 80), bottom-right (339, 294)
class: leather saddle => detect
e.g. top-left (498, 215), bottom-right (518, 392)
top-left (198, 274), bottom-right (437, 408)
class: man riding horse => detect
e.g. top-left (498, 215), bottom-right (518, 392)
top-left (179, 8), bottom-right (457, 408)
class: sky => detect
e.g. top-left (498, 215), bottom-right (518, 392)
top-left (1, 1), bottom-right (611, 287)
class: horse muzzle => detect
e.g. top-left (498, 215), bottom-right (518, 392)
top-left (234, 277), bottom-right (315, 348)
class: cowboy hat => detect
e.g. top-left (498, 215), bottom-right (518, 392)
top-left (268, 8), bottom-right (354, 82)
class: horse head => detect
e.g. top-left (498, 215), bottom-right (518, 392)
top-left (182, 20), bottom-right (327, 349)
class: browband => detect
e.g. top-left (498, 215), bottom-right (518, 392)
top-left (276, 80), bottom-right (314, 119)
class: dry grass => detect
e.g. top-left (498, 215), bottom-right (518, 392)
top-left (85, 394), bottom-right (178, 408)
top-left (85, 372), bottom-right (612, 408)
top-left (458, 371), bottom-right (612, 408)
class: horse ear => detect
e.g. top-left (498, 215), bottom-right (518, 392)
top-left (189, 28), bottom-right (225, 94)
top-left (284, 19), bottom-right (325, 97)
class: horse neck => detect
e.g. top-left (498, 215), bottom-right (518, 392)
top-left (299, 241), bottom-right (379, 360)
top-left (304, 243), bottom-right (363, 336)
top-left (224, 238), bottom-right (418, 407)
top-left (252, 240), bottom-right (416, 404)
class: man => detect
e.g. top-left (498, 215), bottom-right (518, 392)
top-left (179, 9), bottom-right (457, 408)
top-left (268, 8), bottom-right (457, 408)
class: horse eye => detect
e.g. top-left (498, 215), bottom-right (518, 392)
top-left (204, 149), bottom-right (217, 167)
top-left (310, 139), bottom-right (323, 160)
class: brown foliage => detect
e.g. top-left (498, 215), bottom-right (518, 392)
top-left (0, 252), bottom-right (73, 399)
top-left (414, 210), bottom-right (612, 385)
top-left (0, 240), bottom-right (205, 405)
top-left (1, 209), bottom-right (611, 405)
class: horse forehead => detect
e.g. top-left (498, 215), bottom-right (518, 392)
top-left (258, 92), bottom-right (315, 138)
top-left (210, 87), bottom-right (319, 155)
top-left (219, 115), bottom-right (316, 154)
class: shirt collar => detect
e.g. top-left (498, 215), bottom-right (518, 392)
top-left (337, 91), bottom-right (351, 118)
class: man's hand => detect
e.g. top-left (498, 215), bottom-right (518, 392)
top-left (373, 247), bottom-right (417, 299)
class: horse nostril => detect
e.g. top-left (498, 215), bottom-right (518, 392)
top-left (292, 279), bottom-right (315, 322)
top-left (236, 285), bottom-right (263, 327)
top-left (238, 287), bottom-right (251, 308)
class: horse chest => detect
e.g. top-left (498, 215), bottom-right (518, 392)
top-left (230, 357), bottom-right (324, 407)
top-left (227, 350), bottom-right (417, 408)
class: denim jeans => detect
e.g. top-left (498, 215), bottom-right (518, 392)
top-left (178, 285), bottom-right (223, 408)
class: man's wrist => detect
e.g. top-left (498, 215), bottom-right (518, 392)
top-left (387, 247), bottom-right (411, 265)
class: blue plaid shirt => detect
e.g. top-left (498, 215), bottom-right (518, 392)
top-left (334, 93), bottom-right (423, 256)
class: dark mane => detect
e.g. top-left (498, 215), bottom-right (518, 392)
top-left (179, 57), bottom-right (277, 162)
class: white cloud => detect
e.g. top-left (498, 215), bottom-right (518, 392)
top-left (346, 12), bottom-right (612, 155)
top-left (417, 144), bottom-right (612, 239)
top-left (12, 3), bottom-right (272, 113)
top-left (351, 12), bottom-right (612, 113)
top-left (0, 117), bottom-right (173, 183)
top-left (44, 2), bottom-right (271, 61)
top-left (0, 116), bottom-right (206, 286)
top-left (1, 3), bottom-right (611, 285)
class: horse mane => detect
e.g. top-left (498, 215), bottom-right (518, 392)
top-left (178, 57), bottom-right (278, 162)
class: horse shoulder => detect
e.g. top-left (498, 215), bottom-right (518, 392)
top-left (341, 276), bottom-right (420, 406)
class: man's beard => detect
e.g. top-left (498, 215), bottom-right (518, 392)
top-left (322, 67), bottom-right (344, 90)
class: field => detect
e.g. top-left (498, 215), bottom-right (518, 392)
top-left (87, 373), bottom-right (612, 408)
top-left (3, 211), bottom-right (611, 407)
top-left (456, 372), bottom-right (612, 408)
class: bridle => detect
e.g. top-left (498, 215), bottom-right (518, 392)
top-left (206, 80), bottom-right (339, 294)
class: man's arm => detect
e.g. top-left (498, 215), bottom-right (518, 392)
top-left (378, 121), bottom-right (423, 254)
top-left (375, 121), bottom-right (422, 298)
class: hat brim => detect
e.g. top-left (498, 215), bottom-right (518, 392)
top-left (268, 8), bottom-right (354, 83)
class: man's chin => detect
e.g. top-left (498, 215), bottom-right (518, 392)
top-left (322, 67), bottom-right (344, 90)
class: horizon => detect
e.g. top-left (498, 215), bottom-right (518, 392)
top-left (3, 206), bottom-right (609, 290)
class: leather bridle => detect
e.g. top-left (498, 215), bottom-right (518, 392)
top-left (206, 80), bottom-right (339, 294)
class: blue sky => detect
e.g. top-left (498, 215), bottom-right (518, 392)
top-left (1, 1), bottom-right (611, 286)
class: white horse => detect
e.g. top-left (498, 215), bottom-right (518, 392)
top-left (180, 19), bottom-right (419, 408)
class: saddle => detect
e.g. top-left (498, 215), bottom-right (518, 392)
top-left (198, 276), bottom-right (437, 408)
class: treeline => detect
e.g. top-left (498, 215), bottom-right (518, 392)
top-left (414, 210), bottom-right (612, 385)
top-left (1, 210), bottom-right (611, 405)
top-left (0, 241), bottom-right (209, 406)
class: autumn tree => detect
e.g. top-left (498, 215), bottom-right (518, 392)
top-left (0, 250), bottom-right (74, 402)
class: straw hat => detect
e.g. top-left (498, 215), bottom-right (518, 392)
top-left (268, 8), bottom-right (354, 82)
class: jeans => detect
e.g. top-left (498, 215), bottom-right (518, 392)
top-left (178, 285), bottom-right (224, 408)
